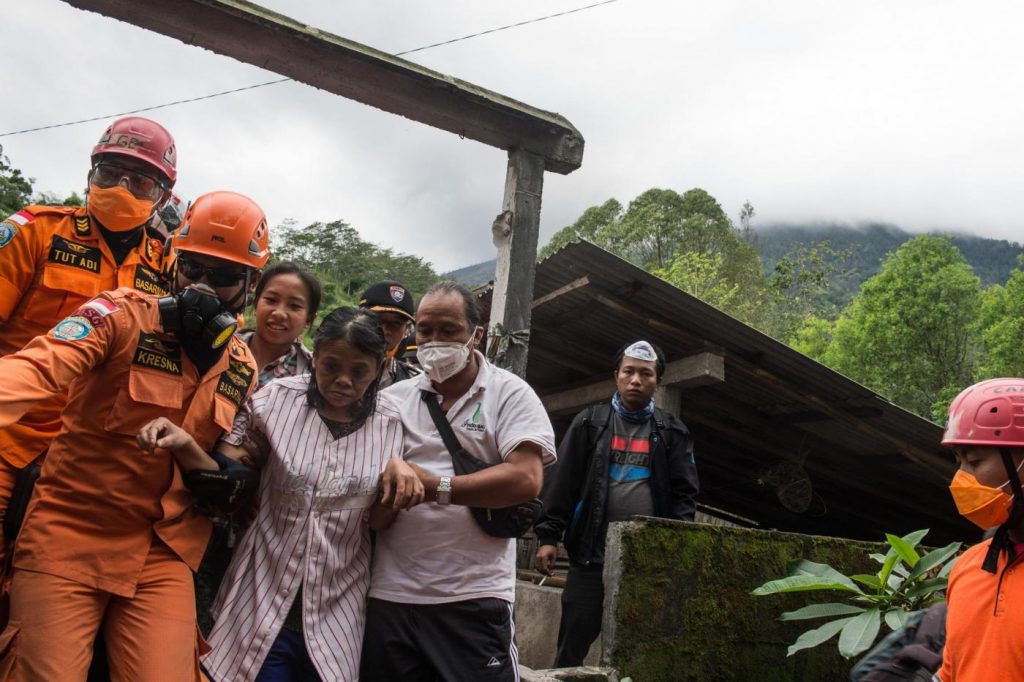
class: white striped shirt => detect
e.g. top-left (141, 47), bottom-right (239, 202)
top-left (203, 375), bottom-right (403, 682)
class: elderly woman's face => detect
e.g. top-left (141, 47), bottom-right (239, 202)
top-left (312, 339), bottom-right (380, 414)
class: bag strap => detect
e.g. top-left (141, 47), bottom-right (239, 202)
top-left (421, 390), bottom-right (464, 459)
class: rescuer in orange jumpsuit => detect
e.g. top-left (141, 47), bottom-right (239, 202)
top-left (0, 116), bottom-right (178, 560)
top-left (0, 190), bottom-right (270, 680)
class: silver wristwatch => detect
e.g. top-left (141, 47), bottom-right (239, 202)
top-left (436, 476), bottom-right (453, 505)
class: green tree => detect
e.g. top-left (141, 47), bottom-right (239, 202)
top-left (538, 198), bottom-right (622, 259)
top-left (822, 236), bottom-right (981, 420)
top-left (272, 218), bottom-right (440, 310)
top-left (0, 145), bottom-right (33, 217)
top-left (790, 316), bottom-right (835, 361)
top-left (976, 257), bottom-right (1024, 378)
top-left (764, 241), bottom-right (851, 342)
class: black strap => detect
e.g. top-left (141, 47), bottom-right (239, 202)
top-left (421, 391), bottom-right (463, 459)
top-left (982, 448), bottom-right (1024, 573)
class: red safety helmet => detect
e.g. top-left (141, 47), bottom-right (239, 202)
top-left (172, 191), bottom-right (270, 269)
top-left (91, 116), bottom-right (177, 185)
top-left (942, 378), bottom-right (1024, 448)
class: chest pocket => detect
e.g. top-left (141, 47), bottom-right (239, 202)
top-left (194, 394), bottom-right (239, 452)
top-left (104, 366), bottom-right (185, 436)
top-left (22, 240), bottom-right (106, 324)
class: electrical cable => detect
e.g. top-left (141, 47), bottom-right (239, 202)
top-left (0, 0), bottom-right (619, 138)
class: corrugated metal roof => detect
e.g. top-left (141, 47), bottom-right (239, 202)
top-left (481, 240), bottom-right (975, 544)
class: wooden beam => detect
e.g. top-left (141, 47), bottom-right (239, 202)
top-left (540, 352), bottom-right (724, 414)
top-left (654, 386), bottom-right (682, 415)
top-left (487, 149), bottom-right (545, 377)
top-left (531, 276), bottom-right (589, 309)
top-left (62, 0), bottom-right (584, 174)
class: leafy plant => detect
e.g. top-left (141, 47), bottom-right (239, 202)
top-left (751, 529), bottom-right (960, 659)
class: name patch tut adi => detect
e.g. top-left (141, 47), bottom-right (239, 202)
top-left (133, 332), bottom-right (182, 375)
top-left (133, 264), bottom-right (168, 296)
top-left (49, 235), bottom-right (100, 274)
top-left (217, 358), bottom-right (255, 406)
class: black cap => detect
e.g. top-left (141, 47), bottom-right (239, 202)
top-left (359, 280), bottom-right (415, 321)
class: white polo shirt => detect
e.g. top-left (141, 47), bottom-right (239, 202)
top-left (370, 351), bottom-right (556, 604)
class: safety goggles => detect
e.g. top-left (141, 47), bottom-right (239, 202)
top-left (91, 162), bottom-right (167, 201)
top-left (176, 256), bottom-right (248, 287)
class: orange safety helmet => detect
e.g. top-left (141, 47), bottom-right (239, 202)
top-left (171, 191), bottom-right (270, 269)
top-left (942, 378), bottom-right (1024, 449)
top-left (92, 116), bottom-right (177, 185)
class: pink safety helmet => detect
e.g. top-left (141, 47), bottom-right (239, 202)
top-left (91, 116), bottom-right (177, 185)
top-left (942, 378), bottom-right (1024, 448)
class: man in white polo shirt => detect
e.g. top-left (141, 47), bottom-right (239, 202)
top-left (361, 281), bottom-right (556, 682)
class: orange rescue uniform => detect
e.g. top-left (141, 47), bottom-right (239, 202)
top-left (0, 287), bottom-right (257, 679)
top-left (0, 206), bottom-right (168, 470)
top-left (939, 538), bottom-right (1024, 681)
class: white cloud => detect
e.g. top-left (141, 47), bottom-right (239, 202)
top-left (4, 0), bottom-right (1024, 272)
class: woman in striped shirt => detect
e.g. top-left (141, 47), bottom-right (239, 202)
top-left (147, 307), bottom-right (423, 681)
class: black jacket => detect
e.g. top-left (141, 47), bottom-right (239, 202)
top-left (534, 402), bottom-right (699, 566)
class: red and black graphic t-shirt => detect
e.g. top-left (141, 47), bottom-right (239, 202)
top-left (606, 412), bottom-right (655, 524)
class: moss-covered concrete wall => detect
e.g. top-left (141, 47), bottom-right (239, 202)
top-left (602, 519), bottom-right (881, 682)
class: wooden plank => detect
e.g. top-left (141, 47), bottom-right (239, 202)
top-left (540, 352), bottom-right (724, 414)
top-left (531, 276), bottom-right (589, 309)
top-left (62, 0), bottom-right (585, 173)
top-left (487, 149), bottom-right (545, 377)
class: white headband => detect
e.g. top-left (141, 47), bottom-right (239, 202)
top-left (624, 341), bottom-right (657, 362)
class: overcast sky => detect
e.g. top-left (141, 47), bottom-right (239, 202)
top-left (3, 1), bottom-right (1023, 272)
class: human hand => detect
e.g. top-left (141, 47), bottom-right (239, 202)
top-left (137, 417), bottom-right (194, 454)
top-left (534, 544), bottom-right (558, 575)
top-left (380, 458), bottom-right (426, 511)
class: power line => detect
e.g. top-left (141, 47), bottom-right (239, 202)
top-left (0, 0), bottom-right (619, 138)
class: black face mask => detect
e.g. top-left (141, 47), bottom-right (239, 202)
top-left (158, 284), bottom-right (238, 373)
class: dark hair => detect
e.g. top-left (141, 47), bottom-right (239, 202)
top-left (306, 307), bottom-right (387, 430)
top-left (422, 280), bottom-right (481, 327)
top-left (614, 340), bottom-right (666, 379)
top-left (253, 261), bottom-right (323, 324)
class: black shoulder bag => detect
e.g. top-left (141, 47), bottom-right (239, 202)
top-left (421, 391), bottom-right (543, 538)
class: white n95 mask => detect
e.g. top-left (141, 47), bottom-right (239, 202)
top-left (418, 329), bottom-right (476, 383)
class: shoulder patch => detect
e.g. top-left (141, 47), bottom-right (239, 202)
top-left (0, 221), bottom-right (17, 248)
top-left (71, 298), bottom-right (119, 329)
top-left (52, 316), bottom-right (94, 341)
top-left (3, 209), bottom-right (34, 227)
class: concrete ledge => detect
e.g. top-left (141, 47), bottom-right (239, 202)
top-left (515, 580), bottom-right (600, 669)
top-left (603, 518), bottom-right (881, 681)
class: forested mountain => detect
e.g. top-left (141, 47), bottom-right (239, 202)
top-left (754, 223), bottom-right (1024, 308)
top-left (448, 223), bottom-right (1024, 302)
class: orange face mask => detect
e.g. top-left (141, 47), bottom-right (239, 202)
top-left (87, 185), bottom-right (154, 232)
top-left (949, 469), bottom-right (1018, 529)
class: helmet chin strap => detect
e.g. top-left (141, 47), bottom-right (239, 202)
top-left (982, 447), bottom-right (1024, 573)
